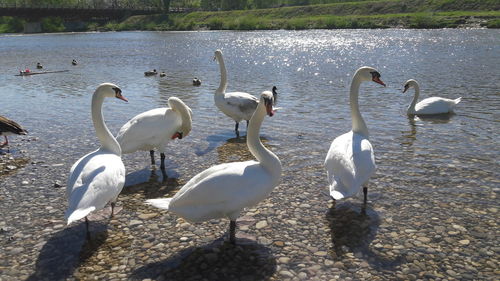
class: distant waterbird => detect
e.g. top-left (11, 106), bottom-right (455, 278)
top-left (0, 115), bottom-right (28, 147)
top-left (403, 79), bottom-right (461, 115)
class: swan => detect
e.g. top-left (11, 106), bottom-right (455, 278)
top-left (65, 83), bottom-right (128, 239)
top-left (213, 49), bottom-right (258, 136)
top-left (116, 97), bottom-right (192, 170)
top-left (146, 91), bottom-right (281, 244)
top-left (404, 79), bottom-right (461, 115)
top-left (324, 67), bottom-right (385, 204)
top-left (0, 115), bottom-right (28, 147)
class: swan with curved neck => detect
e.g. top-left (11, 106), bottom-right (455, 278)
top-left (324, 66), bottom-right (385, 204)
top-left (214, 49), bottom-right (259, 137)
top-left (147, 91), bottom-right (281, 244)
top-left (116, 97), bottom-right (192, 170)
top-left (404, 79), bottom-right (461, 115)
top-left (65, 83), bottom-right (128, 239)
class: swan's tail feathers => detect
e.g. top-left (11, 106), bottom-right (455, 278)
top-left (454, 97), bottom-right (462, 104)
top-left (146, 198), bottom-right (173, 210)
top-left (65, 207), bottom-right (96, 225)
top-left (329, 190), bottom-right (346, 201)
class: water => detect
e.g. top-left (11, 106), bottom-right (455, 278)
top-left (0, 30), bottom-right (498, 280)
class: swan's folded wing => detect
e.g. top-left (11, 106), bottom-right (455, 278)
top-left (225, 92), bottom-right (258, 116)
top-left (65, 153), bottom-right (125, 223)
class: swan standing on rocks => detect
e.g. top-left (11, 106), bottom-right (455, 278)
top-left (65, 83), bottom-right (128, 239)
top-left (0, 115), bottom-right (27, 147)
top-left (404, 79), bottom-right (461, 115)
top-left (213, 49), bottom-right (258, 137)
top-left (147, 91), bottom-right (281, 244)
top-left (116, 97), bottom-right (192, 170)
top-left (324, 67), bottom-right (385, 204)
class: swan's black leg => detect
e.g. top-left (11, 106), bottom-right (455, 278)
top-left (246, 120), bottom-right (249, 129)
top-left (160, 153), bottom-right (166, 170)
top-left (85, 217), bottom-right (91, 240)
top-left (110, 202), bottom-right (115, 218)
top-left (363, 187), bottom-right (368, 204)
top-left (235, 122), bottom-right (240, 135)
top-left (150, 150), bottom-right (155, 165)
top-left (229, 220), bottom-right (236, 244)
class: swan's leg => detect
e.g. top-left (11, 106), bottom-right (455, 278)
top-left (160, 153), bottom-right (166, 170)
top-left (85, 217), bottom-right (91, 240)
top-left (110, 202), bottom-right (116, 218)
top-left (229, 220), bottom-right (236, 244)
top-left (0, 136), bottom-right (8, 147)
top-left (235, 122), bottom-right (239, 133)
top-left (363, 187), bottom-right (368, 204)
top-left (246, 120), bottom-right (249, 129)
top-left (149, 150), bottom-right (155, 165)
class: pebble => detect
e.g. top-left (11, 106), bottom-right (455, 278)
top-left (256, 220), bottom-right (268, 229)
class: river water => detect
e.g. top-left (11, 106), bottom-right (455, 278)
top-left (0, 30), bottom-right (498, 280)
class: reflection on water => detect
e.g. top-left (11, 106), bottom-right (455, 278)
top-left (130, 238), bottom-right (276, 281)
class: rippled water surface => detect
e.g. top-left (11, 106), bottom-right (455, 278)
top-left (0, 30), bottom-right (498, 280)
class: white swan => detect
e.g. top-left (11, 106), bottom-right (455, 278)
top-left (324, 67), bottom-right (385, 204)
top-left (147, 91), bottom-right (281, 244)
top-left (404, 79), bottom-right (461, 115)
top-left (116, 97), bottom-right (192, 169)
top-left (65, 83), bottom-right (128, 238)
top-left (213, 49), bottom-right (258, 136)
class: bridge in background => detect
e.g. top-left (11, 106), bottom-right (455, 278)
top-left (0, 1), bottom-right (161, 20)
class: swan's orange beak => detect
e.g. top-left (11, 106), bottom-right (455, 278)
top-left (266, 103), bottom-right (274, 117)
top-left (171, 132), bottom-right (183, 139)
top-left (372, 77), bottom-right (386, 87)
top-left (116, 93), bottom-right (128, 102)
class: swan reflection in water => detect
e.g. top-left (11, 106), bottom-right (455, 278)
top-left (326, 202), bottom-right (403, 270)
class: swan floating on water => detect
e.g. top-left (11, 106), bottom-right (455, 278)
top-left (404, 79), bottom-right (461, 115)
top-left (65, 83), bottom-right (128, 239)
top-left (116, 97), bottom-right (192, 170)
top-left (147, 91), bottom-right (281, 244)
top-left (0, 115), bottom-right (28, 147)
top-left (324, 66), bottom-right (385, 204)
top-left (213, 49), bottom-right (258, 137)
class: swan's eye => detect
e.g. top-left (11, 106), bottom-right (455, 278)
top-left (370, 71), bottom-right (380, 79)
top-left (112, 87), bottom-right (122, 95)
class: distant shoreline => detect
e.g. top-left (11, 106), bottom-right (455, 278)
top-left (1, 0), bottom-right (499, 33)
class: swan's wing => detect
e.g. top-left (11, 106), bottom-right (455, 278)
top-left (65, 152), bottom-right (125, 224)
top-left (167, 161), bottom-right (273, 222)
top-left (324, 132), bottom-right (375, 199)
top-left (415, 97), bottom-right (458, 114)
top-left (224, 92), bottom-right (259, 119)
top-left (116, 108), bottom-right (180, 153)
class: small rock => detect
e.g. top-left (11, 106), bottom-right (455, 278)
top-left (256, 220), bottom-right (268, 229)
top-left (459, 239), bottom-right (470, 245)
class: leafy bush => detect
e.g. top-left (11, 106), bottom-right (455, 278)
top-left (41, 17), bottom-right (65, 32)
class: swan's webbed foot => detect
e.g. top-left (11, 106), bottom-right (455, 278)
top-left (85, 217), bottom-right (91, 240)
top-left (149, 150), bottom-right (155, 166)
top-left (229, 220), bottom-right (236, 245)
top-left (363, 186), bottom-right (368, 205)
top-left (160, 153), bottom-right (166, 170)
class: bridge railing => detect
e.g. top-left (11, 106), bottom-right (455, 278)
top-left (0, 1), bottom-right (159, 11)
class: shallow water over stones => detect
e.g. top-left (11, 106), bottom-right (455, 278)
top-left (1, 29), bottom-right (499, 280)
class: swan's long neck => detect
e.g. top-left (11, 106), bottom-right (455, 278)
top-left (408, 83), bottom-right (420, 114)
top-left (92, 93), bottom-right (121, 155)
top-left (247, 105), bottom-right (281, 181)
top-left (169, 98), bottom-right (192, 133)
top-left (350, 73), bottom-right (369, 138)
top-left (216, 54), bottom-right (228, 95)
